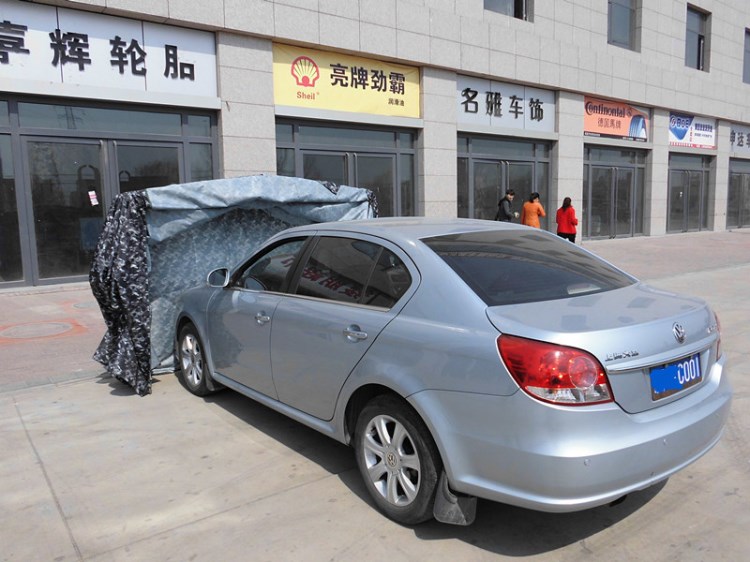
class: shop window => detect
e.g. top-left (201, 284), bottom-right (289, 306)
top-left (457, 134), bottom-right (550, 226)
top-left (685, 6), bottom-right (709, 71)
top-left (608, 0), bottom-right (638, 51)
top-left (484, 0), bottom-right (530, 21)
top-left (583, 146), bottom-right (646, 239)
top-left (275, 120), bottom-right (417, 217)
top-left (187, 115), bottom-right (212, 137)
top-left (189, 144), bottom-right (214, 182)
top-left (0, 135), bottom-right (22, 282)
top-left (18, 102), bottom-right (182, 135)
top-left (667, 154), bottom-right (711, 233)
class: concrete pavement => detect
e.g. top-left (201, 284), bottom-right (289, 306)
top-left (1, 229), bottom-right (749, 561)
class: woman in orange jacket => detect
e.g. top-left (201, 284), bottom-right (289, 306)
top-left (520, 192), bottom-right (546, 228)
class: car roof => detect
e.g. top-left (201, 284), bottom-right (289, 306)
top-left (280, 217), bottom-right (527, 245)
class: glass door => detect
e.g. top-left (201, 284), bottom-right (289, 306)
top-left (588, 166), bottom-right (636, 238)
top-left (590, 166), bottom-right (614, 238)
top-left (465, 160), bottom-right (536, 222)
top-left (302, 151), bottom-right (348, 186)
top-left (687, 171), bottom-right (707, 231)
top-left (113, 142), bottom-right (181, 193)
top-left (507, 161), bottom-right (533, 204)
top-left (668, 170), bottom-right (707, 232)
top-left (728, 172), bottom-right (750, 228)
top-left (615, 168), bottom-right (634, 236)
top-left (668, 170), bottom-right (686, 233)
top-left (355, 154), bottom-right (396, 217)
top-left (24, 139), bottom-right (105, 281)
top-left (1, 135), bottom-right (23, 282)
top-left (474, 161), bottom-right (502, 220)
top-left (299, 150), bottom-right (401, 216)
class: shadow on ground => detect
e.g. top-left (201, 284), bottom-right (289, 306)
top-left (114, 372), bottom-right (670, 557)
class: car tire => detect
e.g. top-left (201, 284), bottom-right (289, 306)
top-left (176, 324), bottom-right (214, 396)
top-left (354, 395), bottom-right (442, 525)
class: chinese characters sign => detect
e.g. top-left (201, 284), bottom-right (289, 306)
top-left (0, 0), bottom-right (218, 108)
top-left (584, 97), bottom-right (649, 142)
top-left (668, 112), bottom-right (716, 149)
top-left (273, 44), bottom-right (420, 119)
top-left (457, 76), bottom-right (555, 133)
top-left (729, 123), bottom-right (750, 155)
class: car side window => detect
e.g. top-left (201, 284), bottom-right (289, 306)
top-left (362, 249), bottom-right (411, 308)
top-left (236, 239), bottom-right (306, 292)
top-left (295, 237), bottom-right (375, 304)
top-left (294, 236), bottom-right (411, 308)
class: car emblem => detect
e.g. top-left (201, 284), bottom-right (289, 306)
top-left (673, 323), bottom-right (686, 344)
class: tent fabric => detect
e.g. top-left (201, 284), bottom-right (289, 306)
top-left (90, 190), bottom-right (152, 397)
top-left (90, 175), bottom-right (376, 396)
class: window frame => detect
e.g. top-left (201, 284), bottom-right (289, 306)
top-left (685, 6), bottom-right (710, 72)
top-left (232, 237), bottom-right (311, 293)
top-left (483, 0), bottom-right (531, 22)
top-left (607, 0), bottom-right (638, 51)
top-left (288, 235), bottom-right (413, 309)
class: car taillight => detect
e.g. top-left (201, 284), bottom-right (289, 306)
top-left (497, 334), bottom-right (613, 406)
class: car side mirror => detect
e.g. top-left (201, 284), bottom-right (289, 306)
top-left (206, 268), bottom-right (229, 288)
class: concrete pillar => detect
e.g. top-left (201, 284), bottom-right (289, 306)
top-left (420, 67), bottom-right (458, 217)
top-left (215, 33), bottom-right (276, 177)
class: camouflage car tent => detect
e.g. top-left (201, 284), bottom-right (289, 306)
top-left (90, 175), bottom-right (377, 396)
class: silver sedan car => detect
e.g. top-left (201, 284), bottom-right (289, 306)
top-left (174, 218), bottom-right (731, 526)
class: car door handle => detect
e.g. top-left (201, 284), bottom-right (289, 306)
top-left (255, 311), bottom-right (271, 325)
top-left (343, 325), bottom-right (368, 342)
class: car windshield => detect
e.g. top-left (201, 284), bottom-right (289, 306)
top-left (423, 230), bottom-right (636, 306)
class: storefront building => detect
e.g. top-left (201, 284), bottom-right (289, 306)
top-left (2, 0), bottom-right (750, 287)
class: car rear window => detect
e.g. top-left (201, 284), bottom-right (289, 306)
top-left (423, 230), bottom-right (636, 306)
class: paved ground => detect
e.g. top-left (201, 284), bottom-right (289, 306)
top-left (1, 229), bottom-right (749, 561)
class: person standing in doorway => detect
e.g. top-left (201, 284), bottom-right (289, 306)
top-left (494, 189), bottom-right (519, 221)
top-left (520, 192), bottom-right (546, 228)
top-left (556, 197), bottom-right (579, 243)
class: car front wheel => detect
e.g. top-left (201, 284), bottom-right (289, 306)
top-left (177, 324), bottom-right (214, 396)
top-left (354, 395), bottom-right (442, 525)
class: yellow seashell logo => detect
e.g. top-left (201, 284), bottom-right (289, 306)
top-left (290, 56), bottom-right (320, 87)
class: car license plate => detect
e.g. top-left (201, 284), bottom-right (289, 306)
top-left (650, 353), bottom-right (702, 400)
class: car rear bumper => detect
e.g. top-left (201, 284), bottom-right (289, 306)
top-left (409, 358), bottom-right (732, 513)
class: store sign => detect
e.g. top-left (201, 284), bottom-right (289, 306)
top-left (669, 112), bottom-right (717, 149)
top-left (273, 44), bottom-right (420, 118)
top-left (730, 123), bottom-right (750, 155)
top-left (583, 97), bottom-right (649, 142)
top-left (457, 76), bottom-right (555, 132)
top-left (0, 0), bottom-right (218, 108)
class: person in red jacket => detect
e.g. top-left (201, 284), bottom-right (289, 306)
top-left (556, 197), bottom-right (579, 243)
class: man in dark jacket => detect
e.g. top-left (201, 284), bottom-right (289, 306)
top-left (495, 189), bottom-right (518, 221)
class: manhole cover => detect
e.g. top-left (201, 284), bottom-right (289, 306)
top-left (0, 322), bottom-right (73, 339)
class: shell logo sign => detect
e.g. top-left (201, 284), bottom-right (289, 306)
top-left (290, 56), bottom-right (320, 87)
top-left (273, 44), bottom-right (420, 118)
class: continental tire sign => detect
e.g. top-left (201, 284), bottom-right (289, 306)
top-left (583, 97), bottom-right (650, 142)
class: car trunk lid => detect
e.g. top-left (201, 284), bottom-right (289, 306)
top-left (486, 283), bottom-right (719, 414)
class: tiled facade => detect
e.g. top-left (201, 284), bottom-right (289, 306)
top-left (7, 0), bottom-right (750, 236)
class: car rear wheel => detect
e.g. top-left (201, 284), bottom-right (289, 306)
top-left (354, 395), bottom-right (441, 525)
top-left (177, 324), bottom-right (214, 396)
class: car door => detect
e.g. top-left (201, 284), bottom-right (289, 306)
top-left (206, 238), bottom-right (307, 398)
top-left (270, 235), bottom-right (413, 420)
